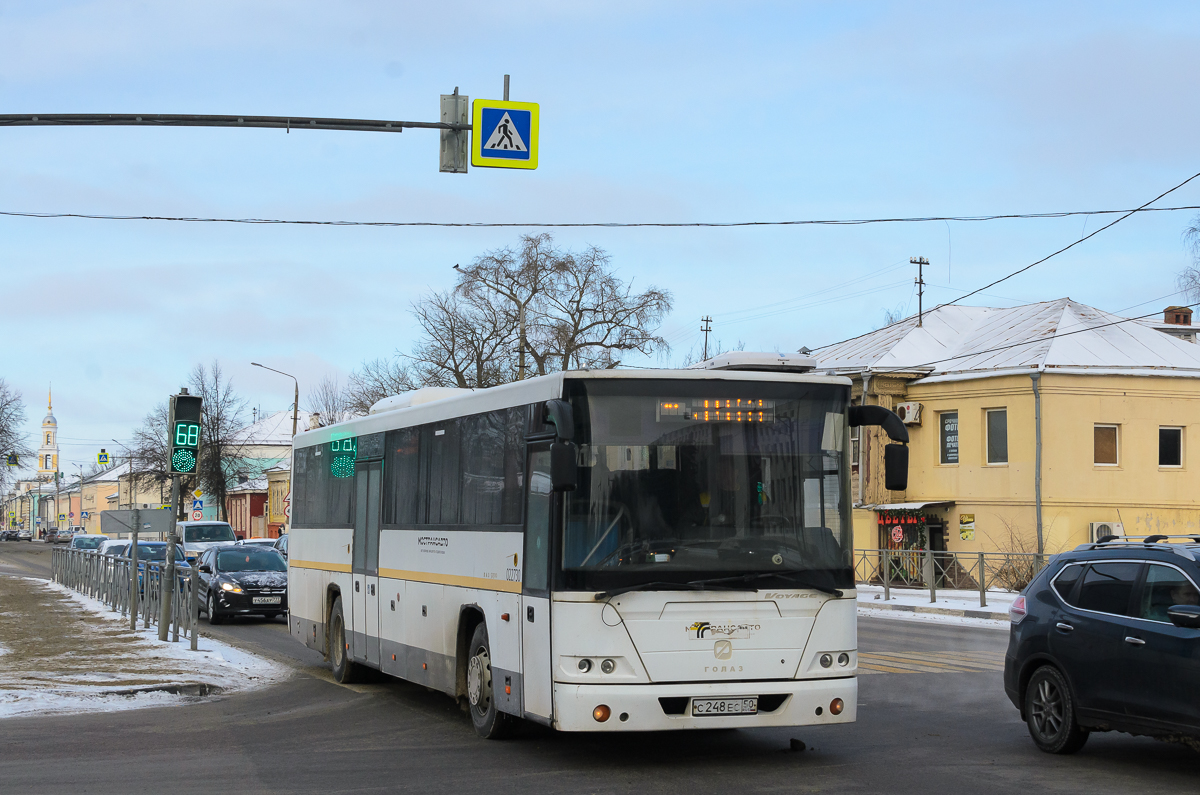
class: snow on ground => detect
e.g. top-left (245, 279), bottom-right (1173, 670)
top-left (0, 576), bottom-right (287, 719)
top-left (856, 584), bottom-right (1015, 630)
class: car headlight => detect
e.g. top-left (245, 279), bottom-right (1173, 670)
top-left (220, 582), bottom-right (243, 593)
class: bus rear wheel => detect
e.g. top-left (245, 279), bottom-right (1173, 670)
top-left (329, 596), bottom-right (365, 684)
top-left (467, 623), bottom-right (515, 739)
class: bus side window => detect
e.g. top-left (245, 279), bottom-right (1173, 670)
top-left (524, 449), bottom-right (553, 592)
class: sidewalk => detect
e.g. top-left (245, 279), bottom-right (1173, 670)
top-left (0, 575), bottom-right (284, 719)
top-left (856, 584), bottom-right (1016, 626)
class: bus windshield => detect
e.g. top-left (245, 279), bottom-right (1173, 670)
top-left (185, 524), bottom-right (236, 543)
top-left (562, 379), bottom-right (851, 590)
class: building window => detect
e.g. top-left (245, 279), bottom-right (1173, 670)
top-left (986, 409), bottom-right (1008, 465)
top-left (1159, 427), bottom-right (1183, 468)
top-left (46, 433), bottom-right (51, 444)
top-left (1094, 424), bottom-right (1119, 466)
top-left (939, 411), bottom-right (959, 464)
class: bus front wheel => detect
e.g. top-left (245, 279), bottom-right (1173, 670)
top-left (329, 596), bottom-right (365, 684)
top-left (467, 622), bottom-right (515, 739)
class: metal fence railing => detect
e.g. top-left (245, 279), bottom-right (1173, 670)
top-left (853, 548), bottom-right (1048, 608)
top-left (51, 546), bottom-right (202, 650)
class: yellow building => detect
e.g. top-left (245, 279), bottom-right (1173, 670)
top-left (813, 299), bottom-right (1200, 555)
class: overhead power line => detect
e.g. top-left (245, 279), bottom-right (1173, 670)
top-left (934, 170), bottom-right (1200, 309)
top-left (0, 205), bottom-right (1198, 229)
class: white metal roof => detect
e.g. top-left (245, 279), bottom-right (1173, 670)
top-left (234, 410), bottom-right (313, 445)
top-left (812, 298), bottom-right (1200, 382)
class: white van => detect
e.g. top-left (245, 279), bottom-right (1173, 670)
top-left (174, 520), bottom-right (237, 562)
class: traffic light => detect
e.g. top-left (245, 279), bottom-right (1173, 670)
top-left (169, 392), bottom-right (203, 475)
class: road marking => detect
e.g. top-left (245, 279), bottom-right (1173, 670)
top-left (859, 650), bottom-right (1005, 674)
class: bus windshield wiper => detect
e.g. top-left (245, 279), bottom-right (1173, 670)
top-left (687, 570), bottom-right (844, 597)
top-left (593, 581), bottom-right (745, 601)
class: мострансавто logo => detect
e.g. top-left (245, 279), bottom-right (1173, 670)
top-left (687, 621), bottom-right (761, 639)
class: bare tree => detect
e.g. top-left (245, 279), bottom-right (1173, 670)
top-left (344, 356), bottom-right (421, 416)
top-left (306, 375), bottom-right (351, 426)
top-left (129, 400), bottom-right (172, 496)
top-left (455, 234), bottom-right (672, 377)
top-left (0, 379), bottom-right (32, 491)
top-left (190, 361), bottom-right (249, 522)
top-left (408, 290), bottom-right (517, 388)
top-left (536, 245), bottom-right (672, 371)
top-left (454, 233), bottom-right (568, 379)
top-left (1178, 215), bottom-right (1200, 301)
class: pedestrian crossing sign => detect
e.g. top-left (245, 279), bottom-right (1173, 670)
top-left (472, 100), bottom-right (538, 170)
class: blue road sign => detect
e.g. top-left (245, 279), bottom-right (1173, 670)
top-left (471, 100), bottom-right (539, 169)
top-left (192, 499), bottom-right (203, 511)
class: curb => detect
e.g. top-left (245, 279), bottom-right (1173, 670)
top-left (101, 682), bottom-right (225, 698)
top-left (858, 602), bottom-right (1009, 621)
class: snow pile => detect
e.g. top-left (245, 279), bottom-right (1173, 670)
top-left (0, 577), bottom-right (287, 719)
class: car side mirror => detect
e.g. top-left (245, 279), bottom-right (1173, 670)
top-left (884, 443), bottom-right (909, 492)
top-left (1168, 604), bottom-right (1200, 629)
top-left (550, 441), bottom-right (578, 492)
top-left (199, 564), bottom-right (212, 574)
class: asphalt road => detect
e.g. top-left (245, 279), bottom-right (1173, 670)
top-left (2, 541), bottom-right (1198, 793)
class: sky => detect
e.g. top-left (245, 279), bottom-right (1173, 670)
top-left (3, 1), bottom-right (1200, 475)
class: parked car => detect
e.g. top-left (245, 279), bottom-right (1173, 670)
top-left (235, 538), bottom-right (279, 548)
top-left (43, 528), bottom-right (60, 543)
top-left (17, 528), bottom-right (33, 541)
top-left (53, 528), bottom-right (77, 544)
top-left (69, 534), bottom-right (109, 551)
top-left (197, 546), bottom-right (287, 624)
top-left (273, 534), bottom-right (288, 559)
top-left (175, 520), bottom-right (237, 563)
top-left (0, 529), bottom-right (17, 540)
top-left (100, 539), bottom-right (130, 556)
top-left (1005, 534), bottom-right (1200, 754)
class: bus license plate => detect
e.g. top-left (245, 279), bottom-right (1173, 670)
top-left (252, 596), bottom-right (282, 604)
top-left (691, 697), bottom-right (757, 716)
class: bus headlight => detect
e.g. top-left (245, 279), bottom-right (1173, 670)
top-left (819, 653), bottom-right (833, 668)
top-left (837, 653), bottom-right (850, 667)
top-left (600, 659), bottom-right (616, 674)
top-left (593, 705), bottom-right (611, 722)
top-left (578, 659), bottom-right (593, 673)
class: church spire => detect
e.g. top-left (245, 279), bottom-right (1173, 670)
top-left (48, 384), bottom-right (52, 413)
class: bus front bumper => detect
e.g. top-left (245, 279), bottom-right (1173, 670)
top-left (552, 677), bottom-right (857, 732)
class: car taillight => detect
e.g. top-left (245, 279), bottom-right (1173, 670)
top-left (1009, 595), bottom-right (1027, 624)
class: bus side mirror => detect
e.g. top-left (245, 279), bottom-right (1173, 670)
top-left (884, 444), bottom-right (908, 492)
top-left (550, 442), bottom-right (578, 492)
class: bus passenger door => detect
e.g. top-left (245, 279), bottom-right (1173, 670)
top-left (521, 445), bottom-right (554, 722)
top-left (352, 460), bottom-right (383, 668)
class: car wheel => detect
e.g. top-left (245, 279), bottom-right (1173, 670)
top-left (207, 592), bottom-right (224, 625)
top-left (1025, 665), bottom-right (1089, 754)
top-left (467, 622), bottom-right (515, 740)
top-left (329, 596), bottom-right (364, 684)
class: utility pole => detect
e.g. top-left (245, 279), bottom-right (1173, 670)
top-left (910, 257), bottom-right (928, 327)
top-left (700, 316), bottom-right (713, 360)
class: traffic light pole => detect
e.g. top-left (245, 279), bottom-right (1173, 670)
top-left (159, 475), bottom-right (180, 641)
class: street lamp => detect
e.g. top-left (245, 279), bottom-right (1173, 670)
top-left (252, 362), bottom-right (299, 437)
top-left (74, 463), bottom-right (84, 531)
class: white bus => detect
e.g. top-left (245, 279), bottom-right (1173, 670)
top-left (287, 356), bottom-right (908, 738)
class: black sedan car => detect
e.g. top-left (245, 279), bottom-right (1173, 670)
top-left (197, 546), bottom-right (287, 624)
top-left (1005, 535), bottom-right (1200, 754)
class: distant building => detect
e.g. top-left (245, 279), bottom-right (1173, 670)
top-left (812, 298), bottom-right (1200, 554)
top-left (1141, 305), bottom-right (1196, 343)
top-left (36, 388), bottom-right (59, 477)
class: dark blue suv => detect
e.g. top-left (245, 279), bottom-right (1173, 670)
top-left (1005, 536), bottom-right (1200, 753)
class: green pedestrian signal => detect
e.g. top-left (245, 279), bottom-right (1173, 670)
top-left (169, 391), bottom-right (203, 475)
